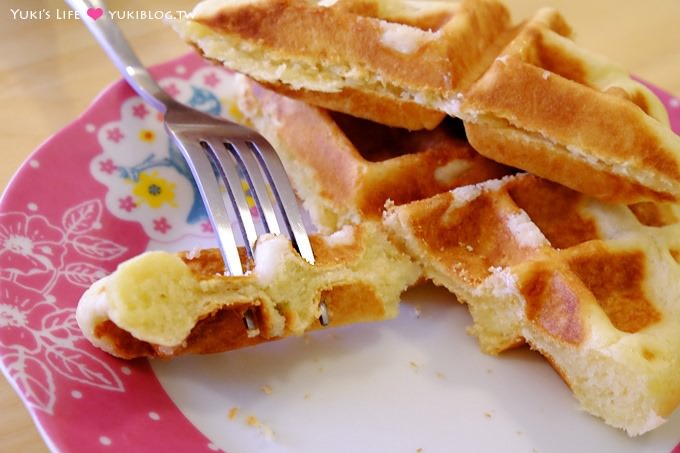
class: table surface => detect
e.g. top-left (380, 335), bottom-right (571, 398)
top-left (1, 0), bottom-right (679, 451)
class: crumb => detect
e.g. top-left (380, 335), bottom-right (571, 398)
top-left (303, 394), bottom-right (311, 400)
top-left (318, 367), bottom-right (325, 373)
top-left (436, 372), bottom-right (446, 380)
top-left (410, 361), bottom-right (421, 373)
top-left (516, 430), bottom-right (523, 436)
top-left (245, 415), bottom-right (276, 440)
top-left (228, 407), bottom-right (239, 420)
top-left (486, 368), bottom-right (493, 374)
top-left (261, 384), bottom-right (273, 395)
top-left (484, 411), bottom-right (493, 418)
top-left (416, 449), bottom-right (423, 453)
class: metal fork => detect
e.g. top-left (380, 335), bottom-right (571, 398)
top-left (66, 0), bottom-right (329, 330)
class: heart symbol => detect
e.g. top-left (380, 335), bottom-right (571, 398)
top-left (87, 7), bottom-right (103, 21)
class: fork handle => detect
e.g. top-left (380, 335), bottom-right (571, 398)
top-left (65, 0), bottom-right (177, 113)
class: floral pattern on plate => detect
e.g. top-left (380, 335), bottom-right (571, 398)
top-left (0, 201), bottom-right (126, 414)
top-left (90, 65), bottom-right (251, 242)
top-left (0, 53), bottom-right (232, 453)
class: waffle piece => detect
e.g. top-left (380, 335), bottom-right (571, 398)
top-left (459, 8), bottom-right (680, 203)
top-left (173, 0), bottom-right (511, 130)
top-left (76, 222), bottom-right (421, 359)
top-left (228, 72), bottom-right (512, 232)
top-left (384, 174), bottom-right (680, 436)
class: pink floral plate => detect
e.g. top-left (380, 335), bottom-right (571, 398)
top-left (1, 53), bottom-right (680, 453)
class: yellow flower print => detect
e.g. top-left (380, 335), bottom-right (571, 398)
top-left (226, 101), bottom-right (244, 122)
top-left (132, 171), bottom-right (177, 208)
top-left (241, 179), bottom-right (257, 209)
top-left (138, 129), bottom-right (156, 143)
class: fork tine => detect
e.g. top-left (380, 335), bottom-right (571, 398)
top-left (171, 123), bottom-right (326, 328)
top-left (172, 136), bottom-right (245, 276)
top-left (247, 138), bottom-right (316, 265)
top-left (241, 139), bottom-right (329, 326)
top-left (228, 139), bottom-right (281, 237)
top-left (201, 139), bottom-right (259, 260)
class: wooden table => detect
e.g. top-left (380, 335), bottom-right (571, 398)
top-left (1, 1), bottom-right (679, 451)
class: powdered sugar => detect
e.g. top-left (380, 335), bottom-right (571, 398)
top-left (323, 225), bottom-right (356, 247)
top-left (379, 22), bottom-right (437, 54)
top-left (506, 212), bottom-right (548, 248)
top-left (449, 176), bottom-right (512, 208)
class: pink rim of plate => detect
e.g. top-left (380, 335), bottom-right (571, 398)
top-left (0, 52), bottom-right (679, 452)
top-left (0, 53), bottom-right (224, 453)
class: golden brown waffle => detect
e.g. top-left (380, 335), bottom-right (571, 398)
top-left (384, 173), bottom-right (680, 436)
top-left (459, 8), bottom-right (680, 203)
top-left (230, 72), bottom-right (512, 232)
top-left (76, 222), bottom-right (421, 359)
top-left (173, 0), bottom-right (511, 130)
top-left (175, 2), bottom-right (680, 201)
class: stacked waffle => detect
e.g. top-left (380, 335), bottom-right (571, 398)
top-left (174, 0), bottom-right (680, 202)
top-left (76, 0), bottom-right (680, 436)
top-left (174, 0), bottom-right (511, 129)
top-left (459, 8), bottom-right (680, 202)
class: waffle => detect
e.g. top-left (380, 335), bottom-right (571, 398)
top-left (229, 72), bottom-right (512, 232)
top-left (173, 0), bottom-right (511, 130)
top-left (76, 222), bottom-right (421, 359)
top-left (384, 173), bottom-right (680, 436)
top-left (459, 8), bottom-right (680, 203)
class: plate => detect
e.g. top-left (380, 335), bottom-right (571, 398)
top-left (1, 52), bottom-right (680, 453)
